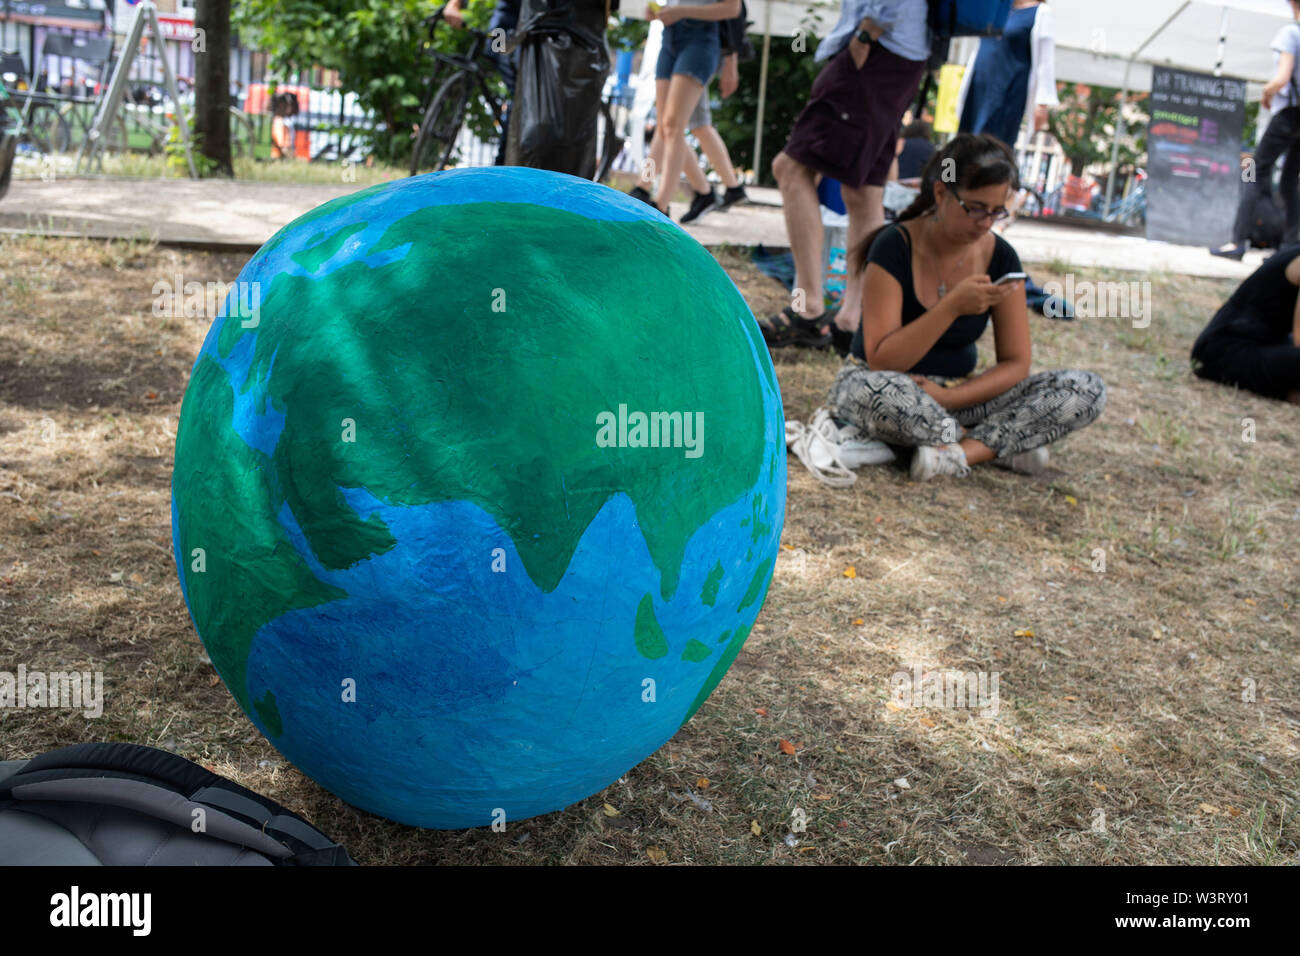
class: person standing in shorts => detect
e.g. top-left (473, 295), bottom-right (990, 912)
top-left (647, 0), bottom-right (743, 217)
top-left (764, 0), bottom-right (930, 351)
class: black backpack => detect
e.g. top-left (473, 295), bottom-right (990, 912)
top-left (0, 742), bottom-right (356, 866)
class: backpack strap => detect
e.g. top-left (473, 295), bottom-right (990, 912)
top-left (9, 777), bottom-right (293, 859)
top-left (0, 743), bottom-right (355, 866)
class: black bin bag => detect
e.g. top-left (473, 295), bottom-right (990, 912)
top-left (506, 0), bottom-right (610, 179)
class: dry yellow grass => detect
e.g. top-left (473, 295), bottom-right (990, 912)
top-left (0, 235), bottom-right (1296, 865)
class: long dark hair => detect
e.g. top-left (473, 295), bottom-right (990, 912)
top-left (853, 133), bottom-right (1020, 274)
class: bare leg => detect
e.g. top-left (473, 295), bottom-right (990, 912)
top-left (683, 134), bottom-right (710, 194)
top-left (655, 74), bottom-right (705, 215)
top-left (772, 150), bottom-right (825, 318)
top-left (958, 437), bottom-right (995, 465)
top-left (639, 129), bottom-right (664, 191)
top-left (836, 182), bottom-right (885, 334)
top-left (692, 124), bottom-right (739, 189)
top-left (645, 78), bottom-right (674, 193)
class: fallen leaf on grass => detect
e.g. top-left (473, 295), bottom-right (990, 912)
top-left (919, 717), bottom-right (936, 729)
top-left (754, 707), bottom-right (768, 717)
top-left (843, 566), bottom-right (856, 579)
top-left (894, 777), bottom-right (911, 789)
top-left (1064, 695), bottom-right (1078, 702)
top-left (1093, 782), bottom-right (1108, 793)
top-left (835, 744), bottom-right (846, 754)
top-left (885, 700), bottom-right (904, 712)
top-left (1225, 806), bottom-right (1242, 817)
top-left (750, 820), bottom-right (761, 836)
top-left (1065, 495), bottom-right (1078, 506)
top-left (696, 777), bottom-right (710, 789)
top-left (778, 739), bottom-right (797, 755)
top-left (602, 803), bottom-right (621, 817)
top-left (853, 618), bottom-right (864, 626)
top-left (798, 846), bottom-right (817, 853)
top-left (1199, 803), bottom-right (1219, 815)
top-left (208, 674), bottom-right (220, 686)
top-left (1113, 745), bottom-right (1127, 754)
top-left (645, 846), bottom-right (666, 863)
top-left (1014, 628), bottom-right (1034, 638)
top-left (813, 793), bottom-right (832, 801)
top-left (837, 820), bottom-right (850, 829)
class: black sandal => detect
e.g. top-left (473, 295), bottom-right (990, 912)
top-left (762, 306), bottom-right (833, 349)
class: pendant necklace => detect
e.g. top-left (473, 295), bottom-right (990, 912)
top-left (928, 219), bottom-right (968, 300)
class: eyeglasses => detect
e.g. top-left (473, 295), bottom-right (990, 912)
top-left (950, 189), bottom-right (1010, 223)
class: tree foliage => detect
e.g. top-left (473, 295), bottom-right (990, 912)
top-left (712, 30), bottom-right (823, 186)
top-left (235, 0), bottom-right (497, 163)
top-left (1048, 83), bottom-right (1148, 178)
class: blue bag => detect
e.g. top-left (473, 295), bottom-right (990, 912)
top-left (930, 0), bottom-right (1014, 38)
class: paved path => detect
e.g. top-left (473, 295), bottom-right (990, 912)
top-left (0, 175), bottom-right (1260, 281)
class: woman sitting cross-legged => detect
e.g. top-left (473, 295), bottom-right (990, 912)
top-left (827, 133), bottom-right (1106, 481)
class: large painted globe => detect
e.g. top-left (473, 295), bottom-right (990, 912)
top-left (171, 167), bottom-right (785, 829)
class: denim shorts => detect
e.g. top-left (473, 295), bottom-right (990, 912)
top-left (656, 20), bottom-right (720, 86)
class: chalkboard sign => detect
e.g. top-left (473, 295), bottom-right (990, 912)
top-left (1146, 67), bottom-right (1247, 247)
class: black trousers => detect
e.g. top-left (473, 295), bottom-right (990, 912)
top-left (1192, 312), bottom-right (1300, 401)
top-left (1234, 106), bottom-right (1300, 245)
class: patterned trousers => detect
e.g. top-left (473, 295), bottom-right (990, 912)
top-left (827, 363), bottom-right (1107, 458)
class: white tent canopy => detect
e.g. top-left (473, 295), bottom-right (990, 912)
top-left (1053, 0), bottom-right (1296, 92)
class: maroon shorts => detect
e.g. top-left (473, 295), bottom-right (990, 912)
top-left (780, 43), bottom-right (928, 190)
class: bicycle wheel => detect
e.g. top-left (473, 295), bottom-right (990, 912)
top-left (23, 102), bottom-right (70, 154)
top-left (410, 72), bottom-right (469, 176)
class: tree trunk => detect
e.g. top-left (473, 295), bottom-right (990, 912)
top-left (194, 0), bottom-right (233, 177)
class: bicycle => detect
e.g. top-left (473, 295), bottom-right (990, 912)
top-left (410, 4), bottom-right (623, 182)
top-left (410, 6), bottom-right (507, 176)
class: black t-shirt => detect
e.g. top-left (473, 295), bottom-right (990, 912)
top-left (850, 222), bottom-right (1024, 378)
top-left (897, 137), bottom-right (935, 181)
top-left (1201, 245), bottom-right (1299, 343)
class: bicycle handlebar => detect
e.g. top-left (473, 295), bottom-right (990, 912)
top-left (425, 5), bottom-right (447, 38)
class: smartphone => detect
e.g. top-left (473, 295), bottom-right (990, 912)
top-left (994, 272), bottom-right (1028, 286)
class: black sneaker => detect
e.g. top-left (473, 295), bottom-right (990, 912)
top-left (715, 184), bottom-right (748, 211)
top-left (680, 188), bottom-right (719, 224)
top-left (628, 186), bottom-right (654, 206)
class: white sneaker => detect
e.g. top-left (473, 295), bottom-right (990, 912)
top-left (910, 443), bottom-right (971, 480)
top-left (785, 407), bottom-right (895, 488)
top-left (998, 446), bottom-right (1050, 475)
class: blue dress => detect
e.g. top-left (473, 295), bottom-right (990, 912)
top-left (959, 4), bottom-right (1038, 148)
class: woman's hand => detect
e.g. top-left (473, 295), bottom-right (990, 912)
top-left (443, 0), bottom-right (464, 29)
top-left (654, 6), bottom-right (685, 26)
top-left (910, 374), bottom-right (951, 406)
top-left (720, 54), bottom-right (739, 98)
top-left (1034, 104), bottom-right (1050, 132)
top-left (849, 36), bottom-right (871, 69)
top-left (944, 275), bottom-right (1018, 316)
